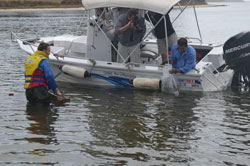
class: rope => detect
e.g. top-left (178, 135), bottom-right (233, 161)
top-left (54, 71), bottom-right (63, 79)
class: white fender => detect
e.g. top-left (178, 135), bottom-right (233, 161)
top-left (133, 78), bottom-right (161, 90)
top-left (61, 65), bottom-right (88, 78)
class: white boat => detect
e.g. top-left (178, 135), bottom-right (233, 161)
top-left (12, 0), bottom-right (236, 93)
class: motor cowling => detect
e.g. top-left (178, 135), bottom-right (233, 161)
top-left (223, 31), bottom-right (250, 86)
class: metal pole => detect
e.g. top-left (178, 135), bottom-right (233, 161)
top-left (172, 0), bottom-right (192, 24)
top-left (92, 13), bottom-right (125, 62)
top-left (192, 0), bottom-right (203, 43)
top-left (123, 15), bottom-right (166, 63)
top-left (164, 15), bottom-right (169, 63)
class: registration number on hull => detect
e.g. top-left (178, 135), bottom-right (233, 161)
top-left (178, 79), bottom-right (201, 88)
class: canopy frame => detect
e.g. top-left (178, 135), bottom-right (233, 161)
top-left (85, 0), bottom-right (203, 64)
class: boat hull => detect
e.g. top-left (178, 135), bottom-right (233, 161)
top-left (14, 36), bottom-right (234, 93)
top-left (50, 57), bottom-right (234, 92)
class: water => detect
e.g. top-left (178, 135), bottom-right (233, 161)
top-left (0, 2), bottom-right (250, 165)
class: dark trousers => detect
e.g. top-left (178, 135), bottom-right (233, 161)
top-left (26, 86), bottom-right (51, 103)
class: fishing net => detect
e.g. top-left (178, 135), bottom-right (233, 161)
top-left (161, 64), bottom-right (179, 96)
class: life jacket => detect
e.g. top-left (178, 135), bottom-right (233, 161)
top-left (24, 51), bottom-right (49, 89)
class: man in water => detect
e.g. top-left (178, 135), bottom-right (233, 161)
top-left (169, 38), bottom-right (196, 74)
top-left (24, 43), bottom-right (62, 103)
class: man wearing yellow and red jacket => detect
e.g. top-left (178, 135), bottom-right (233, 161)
top-left (24, 43), bottom-right (62, 103)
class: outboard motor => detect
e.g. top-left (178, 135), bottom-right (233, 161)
top-left (223, 31), bottom-right (250, 86)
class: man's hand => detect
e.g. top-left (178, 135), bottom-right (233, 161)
top-left (169, 68), bottom-right (182, 74)
top-left (56, 88), bottom-right (63, 96)
top-left (119, 20), bottom-right (135, 33)
top-left (129, 21), bottom-right (136, 30)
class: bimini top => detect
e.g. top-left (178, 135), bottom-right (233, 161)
top-left (82, 0), bottom-right (180, 15)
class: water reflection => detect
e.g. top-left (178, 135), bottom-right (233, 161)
top-left (25, 103), bottom-right (58, 145)
top-left (188, 91), bottom-right (250, 166)
top-left (0, 5), bottom-right (250, 165)
top-left (74, 86), bottom-right (202, 164)
top-left (221, 91), bottom-right (250, 165)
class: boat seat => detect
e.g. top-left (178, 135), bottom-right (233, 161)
top-left (140, 44), bottom-right (159, 61)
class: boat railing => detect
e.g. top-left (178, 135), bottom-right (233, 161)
top-left (88, 11), bottom-right (126, 62)
top-left (122, 0), bottom-right (203, 63)
top-left (186, 37), bottom-right (202, 43)
top-left (173, 0), bottom-right (203, 43)
top-left (123, 0), bottom-right (203, 64)
top-left (11, 31), bottom-right (62, 62)
top-left (205, 62), bottom-right (228, 90)
top-left (11, 31), bottom-right (38, 54)
top-left (209, 63), bottom-right (227, 84)
top-left (88, 9), bottom-right (156, 64)
top-left (123, 13), bottom-right (165, 63)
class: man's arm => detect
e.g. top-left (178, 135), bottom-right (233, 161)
top-left (169, 44), bottom-right (182, 74)
top-left (178, 47), bottom-right (196, 74)
top-left (39, 59), bottom-right (62, 96)
top-left (169, 68), bottom-right (182, 74)
top-left (169, 60), bottom-right (182, 73)
top-left (115, 14), bottom-right (138, 35)
top-left (119, 20), bottom-right (134, 33)
top-left (169, 59), bottom-right (182, 74)
top-left (169, 60), bottom-right (174, 65)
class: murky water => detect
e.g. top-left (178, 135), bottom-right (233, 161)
top-left (0, 2), bottom-right (250, 165)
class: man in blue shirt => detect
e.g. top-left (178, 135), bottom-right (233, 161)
top-left (169, 38), bottom-right (196, 74)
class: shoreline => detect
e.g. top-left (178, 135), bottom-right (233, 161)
top-left (0, 4), bottom-right (226, 13)
top-left (0, 7), bottom-right (84, 12)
